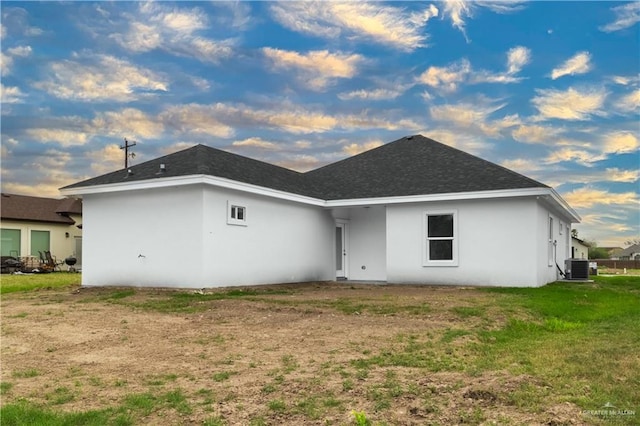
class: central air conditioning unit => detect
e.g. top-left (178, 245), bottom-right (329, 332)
top-left (565, 259), bottom-right (589, 280)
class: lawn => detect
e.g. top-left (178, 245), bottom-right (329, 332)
top-left (1, 275), bottom-right (638, 425)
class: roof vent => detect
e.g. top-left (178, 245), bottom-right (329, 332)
top-left (406, 135), bottom-right (414, 140)
top-left (127, 169), bottom-right (133, 176)
top-left (157, 163), bottom-right (166, 175)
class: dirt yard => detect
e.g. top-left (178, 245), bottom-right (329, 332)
top-left (1, 283), bottom-right (586, 425)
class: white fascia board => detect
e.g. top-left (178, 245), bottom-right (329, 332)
top-left (60, 175), bottom-right (326, 206)
top-left (545, 188), bottom-right (582, 223)
top-left (324, 187), bottom-right (553, 207)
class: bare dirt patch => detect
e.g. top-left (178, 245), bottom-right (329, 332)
top-left (1, 283), bottom-right (584, 425)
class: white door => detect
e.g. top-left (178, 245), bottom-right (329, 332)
top-left (336, 223), bottom-right (348, 278)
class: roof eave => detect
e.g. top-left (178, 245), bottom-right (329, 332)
top-left (60, 177), bottom-right (580, 221)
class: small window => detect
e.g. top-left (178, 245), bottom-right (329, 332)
top-left (424, 210), bottom-right (458, 266)
top-left (227, 202), bottom-right (247, 226)
top-left (559, 221), bottom-right (563, 235)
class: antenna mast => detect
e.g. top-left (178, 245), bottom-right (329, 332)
top-left (120, 138), bottom-right (137, 169)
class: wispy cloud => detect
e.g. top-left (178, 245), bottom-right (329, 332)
top-left (338, 87), bottom-right (405, 101)
top-left (532, 87), bottom-right (607, 120)
top-left (563, 187), bottom-right (639, 209)
top-left (110, 2), bottom-right (234, 64)
top-left (418, 59), bottom-right (471, 92)
top-left (1, 44), bottom-right (31, 76)
top-left (550, 51), bottom-right (592, 80)
top-left (429, 99), bottom-right (520, 137)
top-left (262, 48), bottom-right (364, 91)
top-left (511, 124), bottom-right (563, 143)
top-left (618, 89), bottom-right (640, 112)
top-left (602, 131), bottom-right (639, 155)
top-left (342, 140), bottom-right (383, 155)
top-left (269, 2), bottom-right (439, 51)
top-left (418, 46), bottom-right (530, 92)
top-left (159, 104), bottom-right (235, 138)
top-left (441, 0), bottom-right (526, 40)
top-left (91, 108), bottom-right (163, 139)
top-left (544, 147), bottom-right (605, 166)
top-left (34, 53), bottom-right (168, 102)
top-left (232, 137), bottom-right (279, 150)
top-left (0, 83), bottom-right (26, 104)
top-left (599, 2), bottom-right (640, 32)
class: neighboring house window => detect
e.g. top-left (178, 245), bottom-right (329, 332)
top-left (31, 230), bottom-right (50, 257)
top-left (227, 201), bottom-right (247, 226)
top-left (548, 216), bottom-right (554, 266)
top-left (1, 229), bottom-right (21, 257)
top-left (559, 221), bottom-right (563, 235)
top-left (424, 210), bottom-right (458, 266)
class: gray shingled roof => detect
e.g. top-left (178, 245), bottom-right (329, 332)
top-left (307, 135), bottom-right (547, 199)
top-left (1, 194), bottom-right (82, 224)
top-left (62, 135), bottom-right (548, 200)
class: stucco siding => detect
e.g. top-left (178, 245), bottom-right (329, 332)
top-left (81, 186), bottom-right (205, 287)
top-left (0, 219), bottom-right (82, 264)
top-left (202, 186), bottom-right (334, 286)
top-left (386, 198), bottom-right (541, 287)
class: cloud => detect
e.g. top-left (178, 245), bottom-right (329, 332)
top-left (429, 100), bottom-right (519, 137)
top-left (0, 83), bottom-right (25, 103)
top-left (599, 2), bottom-right (640, 32)
top-left (511, 124), bottom-right (563, 143)
top-left (159, 142), bottom-right (198, 156)
top-left (550, 51), bottom-right (592, 80)
top-left (618, 89), bottom-right (640, 112)
top-left (275, 154), bottom-right (321, 172)
top-left (269, 2), bottom-right (439, 51)
top-left (91, 108), bottom-right (164, 139)
top-left (605, 168), bottom-right (640, 183)
top-left (418, 46), bottom-right (530, 92)
top-left (506, 46), bottom-right (531, 75)
top-left (1, 45), bottom-right (31, 76)
top-left (602, 131), bottom-right (639, 154)
top-left (34, 54), bottom-right (168, 102)
top-left (611, 75), bottom-right (640, 86)
top-left (86, 144), bottom-right (126, 175)
top-left (532, 87), bottom-right (607, 120)
top-left (262, 48), bottom-right (363, 91)
top-left (111, 2), bottom-right (234, 64)
top-left (342, 140), bottom-right (383, 155)
top-left (500, 158), bottom-right (542, 175)
top-left (418, 59), bottom-right (471, 92)
top-left (1, 149), bottom-right (77, 198)
top-left (232, 137), bottom-right (279, 150)
top-left (441, 0), bottom-right (526, 39)
top-left (25, 129), bottom-right (89, 147)
top-left (338, 87), bottom-right (405, 101)
top-left (544, 147), bottom-right (605, 166)
top-left (159, 104), bottom-right (235, 138)
top-left (562, 187), bottom-right (639, 209)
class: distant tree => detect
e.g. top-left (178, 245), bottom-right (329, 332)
top-left (571, 229), bottom-right (579, 238)
top-left (589, 247), bottom-right (610, 259)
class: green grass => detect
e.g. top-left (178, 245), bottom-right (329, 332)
top-left (0, 272), bottom-right (80, 294)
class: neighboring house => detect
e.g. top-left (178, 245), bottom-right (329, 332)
top-left (571, 236), bottom-right (589, 259)
top-left (60, 135), bottom-right (579, 288)
top-left (611, 244), bottom-right (640, 260)
top-left (1, 194), bottom-right (83, 267)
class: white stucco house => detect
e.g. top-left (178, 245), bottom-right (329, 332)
top-left (60, 135), bottom-right (580, 288)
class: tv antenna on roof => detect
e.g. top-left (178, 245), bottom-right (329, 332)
top-left (120, 138), bottom-right (137, 169)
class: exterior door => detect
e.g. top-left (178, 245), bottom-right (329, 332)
top-left (336, 223), bottom-right (348, 278)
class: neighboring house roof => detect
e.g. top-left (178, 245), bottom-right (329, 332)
top-left (615, 243), bottom-right (640, 257)
top-left (1, 193), bottom-right (82, 225)
top-left (62, 135), bottom-right (548, 199)
top-left (571, 236), bottom-right (590, 247)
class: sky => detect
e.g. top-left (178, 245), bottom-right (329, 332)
top-left (1, 1), bottom-right (638, 247)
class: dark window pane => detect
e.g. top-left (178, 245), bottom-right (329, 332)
top-left (429, 240), bottom-right (453, 260)
top-left (231, 206), bottom-right (237, 219)
top-left (428, 215), bottom-right (453, 237)
top-left (237, 208), bottom-right (244, 220)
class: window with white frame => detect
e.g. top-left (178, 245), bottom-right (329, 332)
top-left (424, 210), bottom-right (458, 266)
top-left (227, 201), bottom-right (247, 226)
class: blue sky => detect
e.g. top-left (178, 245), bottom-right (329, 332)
top-left (1, 1), bottom-right (638, 247)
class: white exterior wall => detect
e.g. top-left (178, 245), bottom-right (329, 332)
top-left (0, 218), bottom-right (82, 263)
top-left (571, 238), bottom-right (589, 260)
top-left (201, 186), bottom-right (334, 287)
top-left (386, 198), bottom-right (547, 287)
top-left (81, 185), bottom-right (334, 288)
top-left (81, 186), bottom-right (205, 288)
